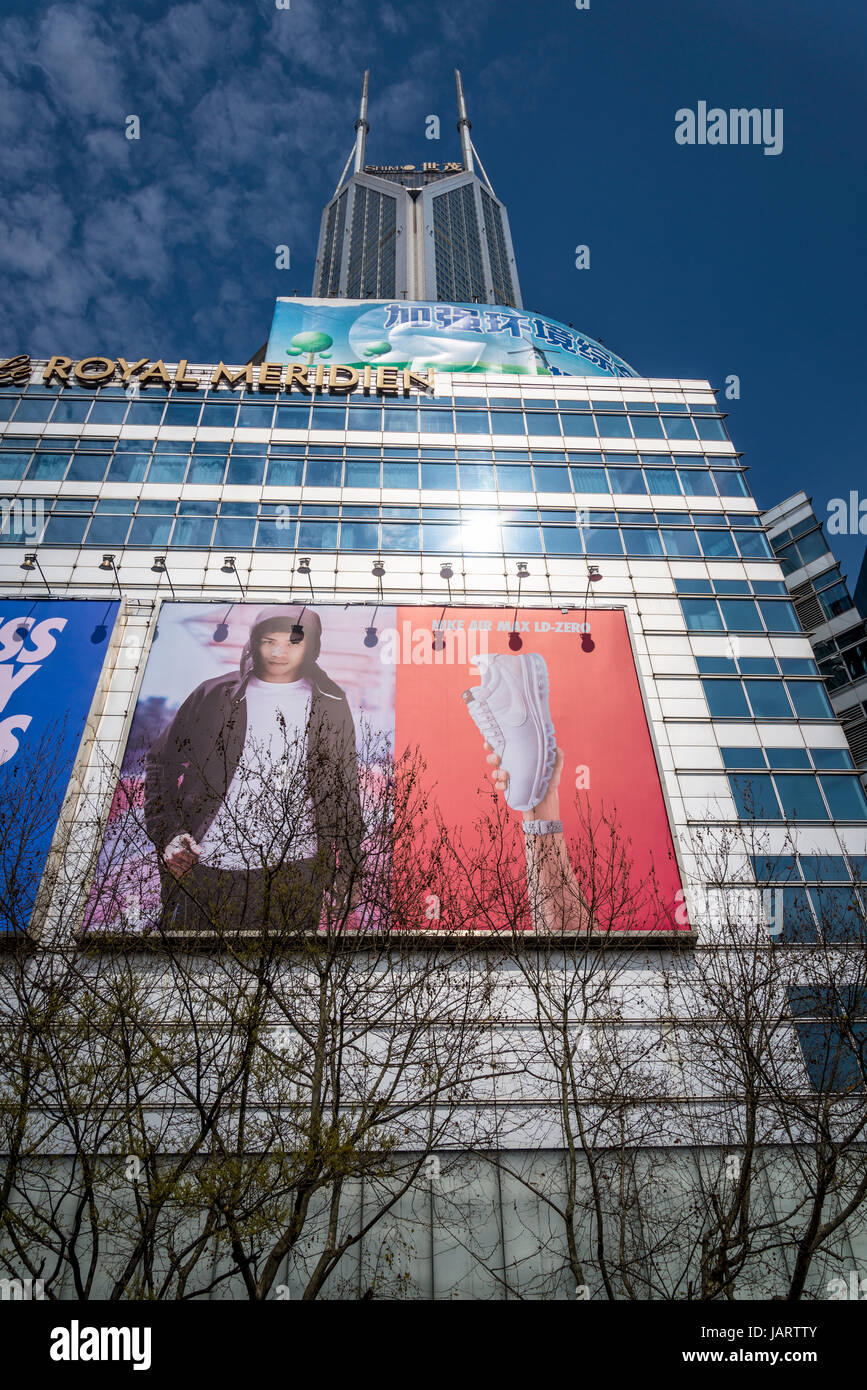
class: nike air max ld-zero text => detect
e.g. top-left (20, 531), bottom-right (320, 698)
top-left (462, 653), bottom-right (558, 812)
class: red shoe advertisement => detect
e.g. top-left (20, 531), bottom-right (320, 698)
top-left (85, 602), bottom-right (685, 937)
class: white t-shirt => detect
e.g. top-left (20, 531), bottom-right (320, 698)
top-left (198, 676), bottom-right (318, 869)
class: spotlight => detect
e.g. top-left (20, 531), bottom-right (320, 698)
top-left (297, 557), bottom-right (311, 575)
top-left (363, 626), bottom-right (379, 648)
top-left (151, 555), bottom-right (176, 599)
top-left (221, 556), bottom-right (236, 574)
top-left (581, 632), bottom-right (596, 653)
top-left (440, 563), bottom-right (453, 581)
top-left (508, 631), bottom-right (523, 652)
top-left (432, 631), bottom-right (445, 652)
top-left (372, 560), bottom-right (385, 578)
top-left (290, 623), bottom-right (304, 645)
top-left (99, 554), bottom-right (116, 571)
top-left (213, 621), bottom-right (229, 643)
top-left (516, 561), bottom-right (529, 578)
top-left (588, 565), bottom-right (602, 582)
top-left (20, 554), bottom-right (36, 571)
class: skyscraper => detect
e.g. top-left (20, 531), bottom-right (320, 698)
top-left (313, 71), bottom-right (522, 307)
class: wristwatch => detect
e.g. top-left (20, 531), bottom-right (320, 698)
top-left (522, 819), bottom-right (563, 835)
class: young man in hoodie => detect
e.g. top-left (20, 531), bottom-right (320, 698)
top-left (144, 605), bottom-right (364, 935)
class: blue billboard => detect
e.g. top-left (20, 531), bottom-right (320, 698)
top-left (267, 298), bottom-right (638, 378)
top-left (0, 599), bottom-right (119, 931)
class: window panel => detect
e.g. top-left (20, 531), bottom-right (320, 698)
top-left (682, 598), bottom-right (723, 631)
top-left (786, 681), bottom-right (833, 719)
top-left (703, 679), bottom-right (750, 718)
top-left (728, 772), bottom-right (779, 819)
top-left (774, 774), bottom-right (828, 821)
top-left (744, 680), bottom-right (792, 719)
top-left (819, 776), bottom-right (867, 820)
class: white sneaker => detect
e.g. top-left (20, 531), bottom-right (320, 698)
top-left (462, 653), bottom-right (557, 811)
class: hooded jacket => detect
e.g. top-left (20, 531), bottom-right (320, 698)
top-left (143, 606), bottom-right (364, 881)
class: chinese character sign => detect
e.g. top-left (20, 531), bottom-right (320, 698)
top-left (267, 298), bottom-right (638, 378)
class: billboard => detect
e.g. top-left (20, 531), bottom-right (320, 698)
top-left (0, 599), bottom-right (119, 931)
top-left (86, 603), bottom-right (684, 938)
top-left (266, 298), bottom-right (638, 379)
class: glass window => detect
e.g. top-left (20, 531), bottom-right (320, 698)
top-left (811, 748), bottom-right (853, 770)
top-left (533, 466), bottom-right (571, 493)
top-left (383, 461), bottom-right (418, 488)
top-left (501, 524), bottom-right (542, 555)
top-left (459, 463), bottom-right (495, 490)
top-left (497, 464), bottom-right (533, 491)
top-left (254, 518), bottom-right (295, 548)
top-left (27, 454), bottom-right (69, 481)
top-left (645, 468), bottom-right (681, 495)
top-left (306, 461), bottom-right (342, 487)
top-left (721, 747), bottom-right (766, 769)
top-left (703, 680), bottom-right (750, 718)
top-left (522, 411), bottom-right (561, 433)
top-left (66, 454), bottom-right (108, 483)
top-left (758, 600), bottom-right (801, 633)
top-left (744, 680), bottom-right (792, 719)
top-left (163, 401), bottom-right (202, 426)
top-left (629, 415), bottom-right (664, 437)
top-left (780, 889), bottom-right (821, 943)
top-left (800, 856), bottom-right (850, 882)
top-left (51, 399), bottom-right (93, 424)
top-left (695, 417), bottom-right (728, 441)
top-left (265, 459), bottom-right (304, 487)
top-left (786, 681), bottom-right (833, 719)
top-left (347, 405), bottom-right (381, 431)
top-left (718, 598), bottom-right (762, 631)
top-left (807, 886), bottom-right (865, 942)
top-left (42, 515), bottom-right (89, 545)
top-left (662, 529), bottom-right (701, 557)
top-left (380, 522), bottom-right (420, 550)
top-left (595, 415), bottom-right (632, 438)
top-left (570, 466), bottom-right (607, 492)
top-left (106, 454), bottom-right (149, 483)
top-left (739, 658), bottom-right (778, 675)
top-left (678, 470), bottom-right (716, 496)
top-left (0, 453), bottom-right (31, 480)
top-left (226, 457), bottom-right (266, 487)
top-left (344, 460), bottom-right (380, 488)
top-left (764, 747), bottom-right (811, 769)
top-left (128, 516), bottom-right (172, 546)
top-left (200, 401), bottom-right (239, 428)
top-left (561, 414), bottom-right (597, 437)
top-left (728, 773), bottom-right (778, 819)
top-left (385, 407), bottom-right (420, 433)
top-left (607, 468), bottom-right (646, 494)
top-left (663, 416), bottom-right (698, 441)
top-left (213, 518), bottom-right (255, 547)
top-left (682, 598), bottom-right (722, 632)
top-left (542, 526), bottom-right (581, 555)
top-left (736, 530), bottom-right (774, 560)
top-left (623, 529), bottom-right (664, 556)
top-left (583, 528), bottom-right (624, 556)
top-left (453, 410), bottom-right (488, 434)
top-left (699, 530), bottom-right (738, 559)
top-left (84, 515), bottom-right (132, 546)
top-left (340, 521), bottom-right (379, 550)
top-left (820, 776), bottom-right (867, 820)
top-left (421, 462), bottom-right (458, 489)
top-left (752, 854), bottom-right (797, 883)
top-left (187, 457), bottom-right (226, 486)
top-left (774, 774), bottom-right (828, 820)
top-left (297, 521), bottom-right (338, 549)
top-left (712, 470), bottom-right (748, 497)
top-left (421, 523), bottom-right (461, 553)
top-left (170, 517), bottom-right (214, 547)
top-left (417, 409), bottom-right (453, 434)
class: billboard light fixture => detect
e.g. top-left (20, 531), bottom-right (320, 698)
top-left (151, 555), bottom-right (176, 600)
top-left (20, 552), bottom-right (52, 594)
top-left (99, 553), bottom-right (122, 599)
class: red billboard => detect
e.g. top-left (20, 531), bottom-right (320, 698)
top-left (85, 603), bottom-right (684, 937)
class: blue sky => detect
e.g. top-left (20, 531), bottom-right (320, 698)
top-left (1, 0), bottom-right (864, 579)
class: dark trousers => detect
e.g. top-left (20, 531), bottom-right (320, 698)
top-left (159, 858), bottom-right (322, 935)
